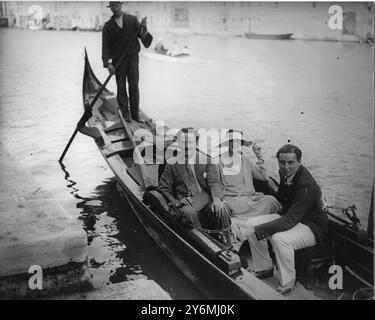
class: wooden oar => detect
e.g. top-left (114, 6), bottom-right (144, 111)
top-left (59, 20), bottom-right (146, 164)
top-left (117, 109), bottom-right (153, 188)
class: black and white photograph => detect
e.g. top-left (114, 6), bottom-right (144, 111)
top-left (0, 0), bottom-right (373, 303)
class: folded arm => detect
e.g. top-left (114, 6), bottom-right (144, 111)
top-left (254, 183), bottom-right (313, 240)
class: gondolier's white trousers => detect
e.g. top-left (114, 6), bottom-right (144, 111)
top-left (247, 214), bottom-right (317, 286)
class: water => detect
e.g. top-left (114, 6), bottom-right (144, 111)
top-left (0, 29), bottom-right (373, 298)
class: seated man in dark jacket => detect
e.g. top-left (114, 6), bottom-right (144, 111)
top-left (158, 128), bottom-right (231, 242)
top-left (243, 144), bottom-right (328, 295)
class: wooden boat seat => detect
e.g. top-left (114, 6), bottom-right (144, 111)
top-left (91, 125), bottom-right (133, 158)
top-left (295, 243), bottom-right (331, 290)
top-left (106, 128), bottom-right (128, 143)
top-left (104, 121), bottom-right (124, 133)
top-left (102, 141), bottom-right (134, 158)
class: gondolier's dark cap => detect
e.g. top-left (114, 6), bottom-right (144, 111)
top-left (107, 1), bottom-right (124, 8)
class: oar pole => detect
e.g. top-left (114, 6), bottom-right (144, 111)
top-left (59, 128), bottom-right (79, 163)
top-left (59, 21), bottom-right (145, 164)
top-left (59, 59), bottom-right (121, 164)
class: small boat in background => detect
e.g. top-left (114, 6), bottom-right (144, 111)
top-left (141, 50), bottom-right (192, 62)
top-left (150, 39), bottom-right (191, 61)
top-left (244, 32), bottom-right (293, 40)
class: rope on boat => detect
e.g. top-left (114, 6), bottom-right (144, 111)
top-left (344, 265), bottom-right (373, 289)
top-left (342, 265), bottom-right (374, 300)
top-left (192, 225), bottom-right (246, 252)
top-left (326, 204), bottom-right (361, 230)
top-left (352, 287), bottom-right (374, 300)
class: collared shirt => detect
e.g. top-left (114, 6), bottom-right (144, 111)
top-left (285, 173), bottom-right (296, 185)
top-left (188, 164), bottom-right (202, 193)
top-left (114, 14), bottom-right (123, 29)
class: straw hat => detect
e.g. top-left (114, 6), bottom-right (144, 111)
top-left (218, 129), bottom-right (250, 147)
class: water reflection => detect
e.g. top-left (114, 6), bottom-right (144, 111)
top-left (60, 163), bottom-right (89, 201)
top-left (61, 162), bottom-right (204, 298)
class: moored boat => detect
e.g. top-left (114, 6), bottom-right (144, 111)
top-left (244, 32), bottom-right (293, 40)
top-left (79, 50), bottom-right (373, 300)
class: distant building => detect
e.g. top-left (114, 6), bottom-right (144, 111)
top-left (0, 1), bottom-right (9, 26)
top-left (0, 1), bottom-right (373, 43)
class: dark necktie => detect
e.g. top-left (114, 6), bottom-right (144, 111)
top-left (186, 165), bottom-right (200, 196)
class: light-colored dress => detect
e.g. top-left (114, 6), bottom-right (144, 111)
top-left (220, 153), bottom-right (281, 240)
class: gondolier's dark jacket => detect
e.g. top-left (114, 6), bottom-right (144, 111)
top-left (254, 165), bottom-right (328, 244)
top-left (158, 163), bottom-right (224, 207)
top-left (102, 14), bottom-right (153, 67)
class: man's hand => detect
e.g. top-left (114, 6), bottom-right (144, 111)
top-left (140, 17), bottom-right (148, 38)
top-left (176, 197), bottom-right (192, 208)
top-left (211, 197), bottom-right (226, 218)
top-left (107, 63), bottom-right (115, 75)
top-left (252, 142), bottom-right (262, 160)
top-left (140, 17), bottom-right (147, 27)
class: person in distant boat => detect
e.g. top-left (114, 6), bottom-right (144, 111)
top-left (167, 41), bottom-right (181, 57)
top-left (217, 129), bottom-right (281, 248)
top-left (102, 1), bottom-right (153, 123)
top-left (180, 45), bottom-right (190, 56)
top-left (154, 38), bottom-right (167, 54)
top-left (158, 128), bottom-right (232, 244)
top-left (242, 144), bottom-right (328, 295)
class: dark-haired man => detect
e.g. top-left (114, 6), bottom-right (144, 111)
top-left (244, 144), bottom-right (328, 295)
top-left (102, 1), bottom-right (153, 122)
top-left (158, 128), bottom-right (231, 241)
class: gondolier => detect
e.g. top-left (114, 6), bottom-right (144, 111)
top-left (102, 1), bottom-right (153, 122)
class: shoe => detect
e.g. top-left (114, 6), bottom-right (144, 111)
top-left (119, 108), bottom-right (131, 121)
top-left (124, 114), bottom-right (132, 122)
top-left (133, 116), bottom-right (145, 123)
top-left (276, 279), bottom-right (296, 295)
top-left (250, 269), bottom-right (274, 279)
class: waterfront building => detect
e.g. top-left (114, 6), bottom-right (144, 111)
top-left (0, 1), bottom-right (373, 43)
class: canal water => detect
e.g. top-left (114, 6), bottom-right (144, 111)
top-left (0, 28), bottom-right (373, 299)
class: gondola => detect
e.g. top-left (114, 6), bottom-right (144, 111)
top-left (244, 32), bottom-right (293, 40)
top-left (80, 50), bottom-right (373, 300)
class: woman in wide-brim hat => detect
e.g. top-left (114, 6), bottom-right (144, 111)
top-left (217, 129), bottom-right (281, 256)
top-left (217, 129), bottom-right (249, 148)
